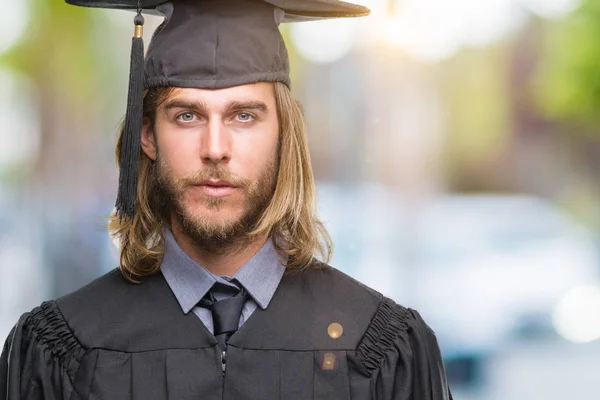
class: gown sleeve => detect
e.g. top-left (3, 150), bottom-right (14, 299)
top-left (0, 301), bottom-right (85, 400)
top-left (356, 298), bottom-right (453, 400)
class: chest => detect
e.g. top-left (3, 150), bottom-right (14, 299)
top-left (74, 345), bottom-right (369, 400)
top-left (67, 269), bottom-right (380, 400)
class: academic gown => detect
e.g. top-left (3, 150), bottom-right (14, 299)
top-left (0, 265), bottom-right (452, 400)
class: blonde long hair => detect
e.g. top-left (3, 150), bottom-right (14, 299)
top-left (108, 82), bottom-right (332, 281)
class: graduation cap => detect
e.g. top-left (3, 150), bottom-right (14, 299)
top-left (66, 0), bottom-right (371, 219)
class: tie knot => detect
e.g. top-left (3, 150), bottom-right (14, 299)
top-left (200, 285), bottom-right (247, 339)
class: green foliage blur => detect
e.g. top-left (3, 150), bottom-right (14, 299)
top-left (536, 0), bottom-right (600, 132)
top-left (0, 1), bottom-right (128, 185)
top-left (2, 2), bottom-right (99, 105)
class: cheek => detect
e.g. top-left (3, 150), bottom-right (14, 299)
top-left (158, 132), bottom-right (199, 175)
top-left (235, 130), bottom-right (279, 179)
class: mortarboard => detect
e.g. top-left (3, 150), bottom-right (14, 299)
top-left (65, 0), bottom-right (370, 219)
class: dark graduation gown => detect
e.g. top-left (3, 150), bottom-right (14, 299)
top-left (0, 266), bottom-right (452, 400)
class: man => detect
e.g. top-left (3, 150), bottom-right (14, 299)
top-left (0, 0), bottom-right (453, 399)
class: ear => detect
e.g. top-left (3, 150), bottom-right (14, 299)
top-left (140, 118), bottom-right (157, 161)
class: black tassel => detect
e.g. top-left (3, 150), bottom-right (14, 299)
top-left (116, 12), bottom-right (145, 220)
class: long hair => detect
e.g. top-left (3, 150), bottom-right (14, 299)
top-left (108, 82), bottom-right (332, 281)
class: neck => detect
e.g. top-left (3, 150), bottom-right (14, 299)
top-left (169, 218), bottom-right (269, 277)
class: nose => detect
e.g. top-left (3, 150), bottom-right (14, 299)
top-left (199, 118), bottom-right (232, 164)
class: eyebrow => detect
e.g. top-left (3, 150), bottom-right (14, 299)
top-left (163, 99), bottom-right (269, 114)
top-left (227, 100), bottom-right (268, 113)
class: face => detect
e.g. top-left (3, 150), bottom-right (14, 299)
top-left (141, 82), bottom-right (280, 251)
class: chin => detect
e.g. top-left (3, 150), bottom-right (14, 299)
top-left (188, 206), bottom-right (243, 225)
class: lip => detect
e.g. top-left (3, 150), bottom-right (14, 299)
top-left (194, 179), bottom-right (237, 198)
top-left (199, 179), bottom-right (236, 187)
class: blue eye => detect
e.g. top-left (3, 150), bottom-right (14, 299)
top-left (178, 112), bottom-right (196, 122)
top-left (237, 113), bottom-right (254, 122)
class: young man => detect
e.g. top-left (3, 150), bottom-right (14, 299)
top-left (0, 0), bottom-right (452, 399)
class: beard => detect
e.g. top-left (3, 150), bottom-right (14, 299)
top-left (152, 153), bottom-right (279, 254)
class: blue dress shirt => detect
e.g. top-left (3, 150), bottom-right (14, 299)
top-left (160, 227), bottom-right (286, 334)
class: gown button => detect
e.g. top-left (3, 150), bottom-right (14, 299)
top-left (328, 322), bottom-right (343, 339)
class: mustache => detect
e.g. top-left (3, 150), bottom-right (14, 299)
top-left (178, 166), bottom-right (249, 188)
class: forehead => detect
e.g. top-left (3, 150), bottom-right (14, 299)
top-left (162, 82), bottom-right (276, 108)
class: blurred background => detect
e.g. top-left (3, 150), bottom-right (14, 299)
top-left (2, 0), bottom-right (600, 398)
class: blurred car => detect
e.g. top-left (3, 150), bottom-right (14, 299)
top-left (316, 183), bottom-right (600, 386)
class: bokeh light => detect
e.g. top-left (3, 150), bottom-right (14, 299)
top-left (521, 0), bottom-right (581, 18)
top-left (290, 18), bottom-right (359, 64)
top-left (295, 0), bottom-right (583, 63)
top-left (553, 285), bottom-right (600, 343)
top-left (0, 68), bottom-right (40, 169)
top-left (0, 1), bottom-right (29, 54)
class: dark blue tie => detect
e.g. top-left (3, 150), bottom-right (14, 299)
top-left (200, 286), bottom-right (247, 351)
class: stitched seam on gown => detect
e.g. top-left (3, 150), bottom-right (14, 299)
top-left (226, 345), bottom-right (356, 352)
top-left (78, 345), bottom-right (218, 353)
top-left (355, 297), bottom-right (410, 375)
top-left (24, 301), bottom-right (86, 384)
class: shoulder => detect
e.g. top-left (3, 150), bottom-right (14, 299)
top-left (233, 263), bottom-right (387, 350)
top-left (296, 265), bottom-right (443, 373)
top-left (18, 301), bottom-right (85, 365)
top-left (359, 299), bottom-right (453, 398)
top-left (0, 300), bottom-right (86, 391)
top-left (53, 268), bottom-right (190, 351)
top-left (355, 297), bottom-right (424, 372)
top-left (285, 265), bottom-right (445, 371)
top-left (0, 271), bottom-right (157, 396)
top-left (286, 262), bottom-right (385, 307)
top-left (56, 269), bottom-right (151, 345)
top-left (3, 270), bottom-right (131, 359)
top-left (288, 263), bottom-right (384, 318)
top-left (56, 268), bottom-right (159, 323)
top-left (263, 263), bottom-right (386, 348)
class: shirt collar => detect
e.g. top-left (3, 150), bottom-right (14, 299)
top-left (160, 227), bottom-right (285, 314)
